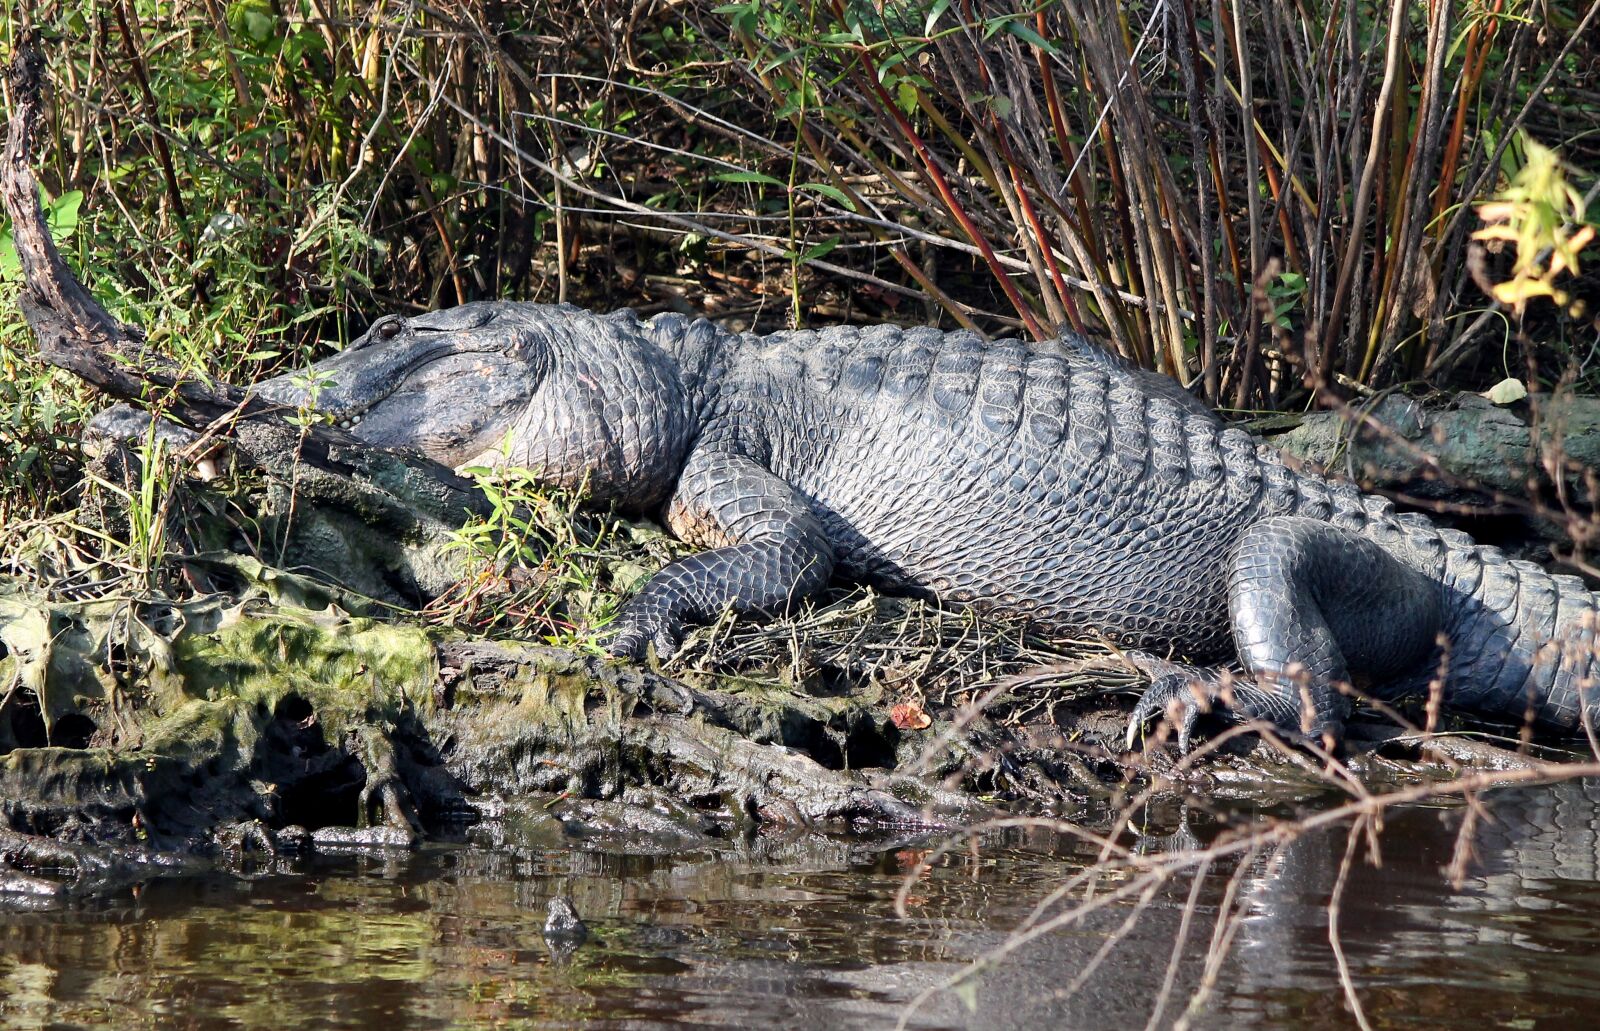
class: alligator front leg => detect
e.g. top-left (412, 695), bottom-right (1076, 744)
top-left (1128, 516), bottom-right (1444, 751)
top-left (606, 446), bottom-right (835, 660)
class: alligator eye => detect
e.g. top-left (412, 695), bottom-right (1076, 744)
top-left (375, 317), bottom-right (405, 340)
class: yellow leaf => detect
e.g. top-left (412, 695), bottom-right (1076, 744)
top-left (1490, 279), bottom-right (1554, 306)
top-left (1481, 377), bottom-right (1528, 405)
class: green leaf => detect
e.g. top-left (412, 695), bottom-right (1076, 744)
top-left (0, 187), bottom-right (84, 282)
top-left (797, 236), bottom-right (842, 263)
top-left (759, 48), bottom-right (805, 73)
top-left (46, 190), bottom-right (82, 239)
top-left (1003, 19), bottom-right (1060, 54)
top-left (714, 170), bottom-right (787, 188)
top-left (876, 51), bottom-right (909, 82)
top-left (800, 183), bottom-right (857, 211)
top-left (924, 0), bottom-right (953, 34)
top-left (712, 0), bottom-right (760, 34)
top-left (897, 79), bottom-right (919, 115)
top-left (0, 227), bottom-right (18, 282)
top-left (227, 0), bottom-right (278, 45)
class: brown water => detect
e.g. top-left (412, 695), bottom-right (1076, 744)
top-left (4, 781), bottom-right (1600, 1029)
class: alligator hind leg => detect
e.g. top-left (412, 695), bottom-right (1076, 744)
top-left (1128, 516), bottom-right (1443, 750)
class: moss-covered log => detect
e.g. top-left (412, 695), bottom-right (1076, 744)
top-left (0, 574), bottom-right (1006, 866)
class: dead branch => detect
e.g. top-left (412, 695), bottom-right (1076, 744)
top-left (1, 37), bottom-right (489, 530)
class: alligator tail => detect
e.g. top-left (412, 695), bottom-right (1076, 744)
top-left (1323, 484), bottom-right (1600, 731)
top-left (1431, 530), bottom-right (1599, 731)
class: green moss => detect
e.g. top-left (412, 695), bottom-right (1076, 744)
top-left (169, 607), bottom-right (437, 728)
top-left (1, 574), bottom-right (440, 802)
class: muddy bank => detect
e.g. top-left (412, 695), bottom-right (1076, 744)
top-left (0, 554), bottom-right (1143, 900)
top-left (7, 540), bottom-right (1584, 907)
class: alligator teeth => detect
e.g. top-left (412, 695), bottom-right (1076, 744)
top-left (340, 420), bottom-right (351, 429)
top-left (351, 414), bottom-right (362, 426)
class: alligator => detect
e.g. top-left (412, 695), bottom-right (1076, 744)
top-left (112, 301), bottom-right (1600, 750)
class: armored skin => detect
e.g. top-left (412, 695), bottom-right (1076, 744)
top-left (158, 301), bottom-right (1600, 748)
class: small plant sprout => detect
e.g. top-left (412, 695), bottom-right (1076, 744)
top-left (284, 368), bottom-right (338, 431)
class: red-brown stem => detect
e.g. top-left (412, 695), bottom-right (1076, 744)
top-left (835, 1), bottom-right (1044, 339)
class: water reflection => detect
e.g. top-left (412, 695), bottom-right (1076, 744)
top-left (2, 783), bottom-right (1598, 1029)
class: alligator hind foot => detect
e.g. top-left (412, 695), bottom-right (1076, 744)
top-left (1130, 516), bottom-right (1451, 753)
top-left (1124, 658), bottom-right (1244, 753)
top-left (1123, 660), bottom-right (1312, 754)
top-left (604, 596), bottom-right (688, 662)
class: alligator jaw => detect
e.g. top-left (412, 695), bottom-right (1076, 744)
top-left (249, 307), bottom-right (550, 467)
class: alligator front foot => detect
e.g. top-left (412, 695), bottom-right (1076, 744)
top-left (1125, 666), bottom-right (1239, 754)
top-left (604, 601), bottom-right (686, 663)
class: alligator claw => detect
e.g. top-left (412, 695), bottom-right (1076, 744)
top-left (603, 610), bottom-right (685, 663)
top-left (1125, 671), bottom-right (1227, 754)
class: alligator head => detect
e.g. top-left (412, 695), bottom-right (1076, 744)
top-left (258, 301), bottom-right (699, 509)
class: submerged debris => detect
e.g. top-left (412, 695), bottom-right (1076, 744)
top-left (543, 895), bottom-right (589, 943)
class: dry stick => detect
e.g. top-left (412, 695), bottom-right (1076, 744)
top-left (112, 2), bottom-right (192, 255)
top-left (425, 83), bottom-right (947, 309)
top-left (1201, 0), bottom-right (1254, 404)
top-left (3, 47), bottom-right (124, 340)
top-left (964, 29), bottom-right (1082, 332)
top-left (1430, 18), bottom-right (1536, 347)
top-left (1033, 14), bottom-right (1104, 273)
top-left (1445, 800), bottom-right (1483, 889)
top-left (985, 27), bottom-right (1089, 335)
top-left (1227, 0), bottom-right (1268, 400)
top-left (1320, 0), bottom-right (1409, 378)
top-left (1211, 1), bottom-right (1308, 269)
top-left (548, 77), bottom-right (568, 306)
top-left (1175, 0), bottom-right (1219, 403)
top-left (1429, 2), bottom-right (1501, 232)
top-left (898, 759), bottom-right (1600, 1029)
top-left (719, 31), bottom-right (988, 332)
top-left (1419, 6), bottom-right (1504, 375)
top-left (932, 25), bottom-right (1065, 328)
top-left (1063, 11), bottom-right (1151, 364)
top-left (1300, 0), bottom-right (1354, 380)
top-left (1078, 15), bottom-right (1167, 368)
top-left (841, 43), bottom-right (1046, 339)
top-left (1090, 7), bottom-right (1190, 379)
top-left (1145, 858), bottom-right (1213, 1031)
top-left (913, 33), bottom-right (1010, 210)
top-left (1328, 819), bottom-right (1376, 1031)
top-left (1366, 0), bottom-right (1454, 384)
top-left (1174, 845), bottom-right (1261, 1029)
top-left (855, 59), bottom-right (1197, 316)
top-left (198, 0), bottom-right (253, 110)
